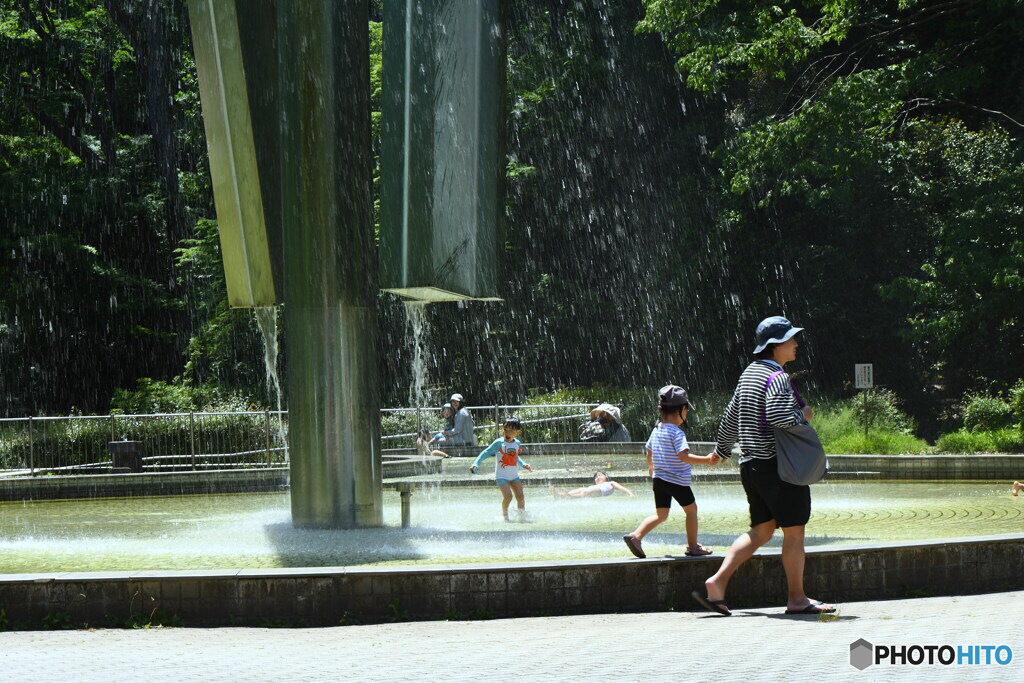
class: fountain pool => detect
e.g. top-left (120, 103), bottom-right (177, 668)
top-left (1, 480), bottom-right (1019, 573)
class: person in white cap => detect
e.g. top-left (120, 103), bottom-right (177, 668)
top-left (436, 393), bottom-right (476, 451)
top-left (692, 316), bottom-right (836, 618)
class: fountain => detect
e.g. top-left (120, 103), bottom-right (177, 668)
top-left (186, 0), bottom-right (505, 528)
top-left (0, 1), bottom-right (1022, 629)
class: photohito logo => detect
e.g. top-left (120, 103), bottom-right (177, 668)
top-left (850, 639), bottom-right (1013, 670)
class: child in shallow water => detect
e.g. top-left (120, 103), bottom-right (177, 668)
top-left (550, 471), bottom-right (635, 499)
top-left (470, 418), bottom-right (533, 521)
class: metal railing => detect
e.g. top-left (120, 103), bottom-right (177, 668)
top-left (380, 403), bottom-right (607, 447)
top-left (0, 404), bottom-right (616, 476)
top-left (0, 411), bottom-right (289, 476)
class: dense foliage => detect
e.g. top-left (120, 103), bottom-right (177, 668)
top-left (1, 1), bottom-right (1022, 447)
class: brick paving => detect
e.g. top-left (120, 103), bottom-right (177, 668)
top-left (0, 590), bottom-right (1019, 682)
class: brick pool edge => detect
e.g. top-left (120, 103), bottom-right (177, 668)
top-left (1, 534), bottom-right (1021, 628)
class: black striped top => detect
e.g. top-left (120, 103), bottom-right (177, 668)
top-left (715, 361), bottom-right (804, 463)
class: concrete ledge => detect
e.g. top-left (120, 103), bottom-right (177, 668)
top-left (0, 469), bottom-right (289, 502)
top-left (827, 453), bottom-right (1024, 479)
top-left (0, 534), bottom-right (1020, 628)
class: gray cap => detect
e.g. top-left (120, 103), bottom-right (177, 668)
top-left (659, 384), bottom-right (690, 408)
top-left (753, 316), bottom-right (804, 354)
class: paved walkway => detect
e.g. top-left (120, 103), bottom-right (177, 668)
top-left (1, 591), bottom-right (1019, 682)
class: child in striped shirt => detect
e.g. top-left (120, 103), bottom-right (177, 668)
top-left (623, 385), bottom-right (722, 559)
top-left (470, 417), bottom-right (533, 521)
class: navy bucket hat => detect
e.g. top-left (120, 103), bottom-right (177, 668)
top-left (753, 316), bottom-right (804, 354)
top-left (659, 384), bottom-right (690, 408)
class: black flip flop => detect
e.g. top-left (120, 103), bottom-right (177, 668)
top-left (691, 591), bottom-right (731, 616)
top-left (622, 534), bottom-right (646, 559)
top-left (784, 600), bottom-right (836, 615)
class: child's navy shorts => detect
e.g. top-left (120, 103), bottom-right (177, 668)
top-left (652, 477), bottom-right (696, 508)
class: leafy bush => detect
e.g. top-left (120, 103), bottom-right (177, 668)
top-left (848, 388), bottom-right (915, 433)
top-left (111, 378), bottom-right (259, 414)
top-left (961, 392), bottom-right (1014, 432)
top-left (935, 428), bottom-right (1024, 454)
top-left (1009, 379), bottom-right (1024, 429)
top-left (814, 393), bottom-right (930, 454)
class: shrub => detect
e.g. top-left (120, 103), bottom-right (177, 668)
top-left (814, 392), bottom-right (930, 454)
top-left (935, 428), bottom-right (1024, 454)
top-left (961, 392), bottom-right (1014, 432)
top-left (1009, 379), bottom-right (1024, 428)
top-left (111, 378), bottom-right (258, 414)
top-left (848, 388), bottom-right (915, 433)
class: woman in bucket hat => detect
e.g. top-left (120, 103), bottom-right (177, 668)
top-left (692, 316), bottom-right (836, 617)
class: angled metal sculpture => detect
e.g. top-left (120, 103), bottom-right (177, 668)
top-left (380, 0), bottom-right (507, 302)
top-left (187, 0), bottom-right (505, 528)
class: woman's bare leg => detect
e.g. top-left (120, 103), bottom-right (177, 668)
top-left (704, 520), bottom-right (776, 603)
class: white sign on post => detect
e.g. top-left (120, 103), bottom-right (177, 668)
top-left (855, 364), bottom-right (874, 389)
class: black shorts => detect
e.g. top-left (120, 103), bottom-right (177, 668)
top-left (740, 457), bottom-right (811, 528)
top-left (652, 477), bottom-right (696, 509)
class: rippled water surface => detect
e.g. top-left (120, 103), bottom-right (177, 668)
top-left (0, 481), bottom-right (1020, 573)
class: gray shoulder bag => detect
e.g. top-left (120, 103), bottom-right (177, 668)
top-left (764, 370), bottom-right (828, 485)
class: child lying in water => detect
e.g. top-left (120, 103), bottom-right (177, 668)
top-left (549, 471), bottom-right (634, 498)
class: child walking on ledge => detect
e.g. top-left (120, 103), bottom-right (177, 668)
top-left (471, 418), bottom-right (533, 521)
top-left (624, 385), bottom-right (722, 559)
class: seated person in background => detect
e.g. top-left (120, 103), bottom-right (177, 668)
top-left (550, 471), bottom-right (635, 498)
top-left (417, 403), bottom-right (455, 458)
top-left (579, 403), bottom-right (631, 442)
top-left (429, 393), bottom-right (477, 458)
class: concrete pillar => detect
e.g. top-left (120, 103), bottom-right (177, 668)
top-left (278, 1), bottom-right (382, 528)
top-left (188, 0), bottom-right (382, 528)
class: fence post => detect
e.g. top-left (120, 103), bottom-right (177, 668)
top-left (190, 411), bottom-right (196, 470)
top-left (109, 413), bottom-right (116, 444)
top-left (494, 405), bottom-right (500, 436)
top-left (28, 416), bottom-right (34, 476)
top-left (265, 409), bottom-right (272, 466)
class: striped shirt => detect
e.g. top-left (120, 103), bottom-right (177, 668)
top-left (715, 361), bottom-right (804, 463)
top-left (645, 422), bottom-right (691, 486)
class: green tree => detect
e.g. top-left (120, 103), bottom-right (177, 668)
top-left (638, 0), bottom-right (1024, 424)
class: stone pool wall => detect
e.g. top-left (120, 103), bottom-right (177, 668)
top-left (0, 468), bottom-right (289, 501)
top-left (826, 454), bottom-right (1024, 480)
top-left (1, 534), bottom-right (1020, 628)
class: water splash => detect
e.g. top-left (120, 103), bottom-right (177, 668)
top-left (254, 306), bottom-right (288, 462)
top-left (404, 301), bottom-right (431, 431)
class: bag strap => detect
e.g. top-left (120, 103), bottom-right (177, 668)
top-left (760, 369), bottom-right (806, 434)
